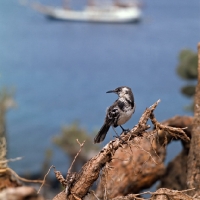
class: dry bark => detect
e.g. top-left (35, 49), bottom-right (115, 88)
top-left (112, 188), bottom-right (196, 200)
top-left (0, 168), bottom-right (22, 191)
top-left (95, 116), bottom-right (193, 198)
top-left (187, 43), bottom-right (200, 197)
top-left (160, 115), bottom-right (193, 142)
top-left (52, 100), bottom-right (190, 200)
top-left (0, 90), bottom-right (21, 190)
top-left (0, 91), bottom-right (10, 169)
top-left (158, 116), bottom-right (193, 191)
top-left (159, 149), bottom-right (188, 191)
top-left (0, 89), bottom-right (16, 169)
top-left (0, 91), bottom-right (45, 198)
top-left (0, 186), bottom-right (44, 200)
top-left (95, 135), bottom-right (166, 199)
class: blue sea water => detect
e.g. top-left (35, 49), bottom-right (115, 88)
top-left (0, 0), bottom-right (199, 175)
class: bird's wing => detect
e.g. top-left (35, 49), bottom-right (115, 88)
top-left (105, 101), bottom-right (120, 127)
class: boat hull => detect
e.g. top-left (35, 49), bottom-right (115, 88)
top-left (32, 3), bottom-right (142, 23)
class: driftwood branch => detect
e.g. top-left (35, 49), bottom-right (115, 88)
top-left (187, 43), bottom-right (200, 197)
top-left (95, 116), bottom-right (191, 199)
top-left (156, 116), bottom-right (193, 191)
top-left (150, 112), bottom-right (190, 141)
top-left (53, 100), bottom-right (161, 200)
top-left (112, 188), bottom-right (196, 200)
top-left (0, 186), bottom-right (44, 200)
top-left (52, 100), bottom-right (190, 200)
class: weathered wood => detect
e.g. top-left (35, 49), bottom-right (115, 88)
top-left (96, 116), bottom-right (192, 198)
top-left (112, 188), bottom-right (195, 200)
top-left (187, 43), bottom-right (200, 197)
top-left (0, 186), bottom-right (44, 200)
top-left (52, 100), bottom-right (189, 200)
top-left (0, 93), bottom-right (7, 169)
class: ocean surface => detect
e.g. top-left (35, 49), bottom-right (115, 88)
top-left (0, 0), bottom-right (199, 175)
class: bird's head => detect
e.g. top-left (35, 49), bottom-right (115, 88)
top-left (106, 86), bottom-right (133, 100)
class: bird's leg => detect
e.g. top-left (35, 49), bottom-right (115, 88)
top-left (120, 125), bottom-right (130, 135)
top-left (112, 126), bottom-right (120, 138)
top-left (112, 127), bottom-right (126, 143)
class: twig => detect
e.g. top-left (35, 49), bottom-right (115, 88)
top-left (90, 190), bottom-right (101, 200)
top-left (67, 139), bottom-right (85, 174)
top-left (178, 188), bottom-right (195, 193)
top-left (54, 167), bottom-right (67, 187)
top-left (0, 167), bottom-right (43, 183)
top-left (147, 131), bottom-right (161, 160)
top-left (0, 157), bottom-right (23, 164)
top-left (38, 165), bottom-right (55, 194)
top-left (124, 188), bottom-right (196, 198)
top-left (134, 143), bottom-right (158, 164)
top-left (150, 112), bottom-right (190, 142)
top-left (134, 188), bottom-right (196, 197)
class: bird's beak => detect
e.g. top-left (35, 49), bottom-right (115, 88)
top-left (106, 89), bottom-right (116, 94)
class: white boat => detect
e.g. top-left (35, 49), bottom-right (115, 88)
top-left (31, 2), bottom-right (142, 23)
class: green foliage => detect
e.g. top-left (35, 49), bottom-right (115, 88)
top-left (52, 122), bottom-right (99, 156)
top-left (177, 49), bottom-right (198, 80)
top-left (176, 49), bottom-right (198, 112)
top-left (181, 85), bottom-right (196, 98)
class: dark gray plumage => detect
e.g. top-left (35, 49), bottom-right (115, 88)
top-left (94, 86), bottom-right (135, 143)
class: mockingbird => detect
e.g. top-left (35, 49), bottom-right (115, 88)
top-left (94, 86), bottom-right (135, 143)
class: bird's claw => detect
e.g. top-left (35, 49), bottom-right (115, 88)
top-left (121, 129), bottom-right (130, 135)
top-left (120, 125), bottom-right (130, 134)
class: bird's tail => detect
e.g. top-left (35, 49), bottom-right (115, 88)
top-left (94, 123), bottom-right (110, 143)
